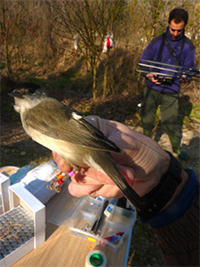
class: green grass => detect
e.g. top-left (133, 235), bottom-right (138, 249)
top-left (190, 105), bottom-right (200, 120)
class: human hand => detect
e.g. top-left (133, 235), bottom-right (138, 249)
top-left (180, 74), bottom-right (188, 83)
top-left (146, 73), bottom-right (162, 84)
top-left (53, 116), bottom-right (171, 199)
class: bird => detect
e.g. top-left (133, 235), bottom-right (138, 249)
top-left (9, 82), bottom-right (140, 206)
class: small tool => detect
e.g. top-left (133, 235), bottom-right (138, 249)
top-left (91, 200), bottom-right (109, 235)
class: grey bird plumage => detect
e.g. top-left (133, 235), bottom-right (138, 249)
top-left (9, 83), bottom-right (139, 204)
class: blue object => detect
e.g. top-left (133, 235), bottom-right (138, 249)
top-left (140, 169), bottom-right (199, 227)
top-left (9, 164), bottom-right (36, 185)
top-left (140, 26), bottom-right (195, 94)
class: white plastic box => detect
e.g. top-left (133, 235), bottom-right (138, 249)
top-left (0, 183), bottom-right (45, 267)
top-left (0, 166), bottom-right (19, 215)
top-left (68, 196), bottom-right (136, 252)
top-left (0, 174), bottom-right (10, 215)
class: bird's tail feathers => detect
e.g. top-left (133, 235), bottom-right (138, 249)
top-left (90, 152), bottom-right (141, 208)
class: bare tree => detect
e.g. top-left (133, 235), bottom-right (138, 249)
top-left (46, 0), bottom-right (126, 100)
top-left (0, 0), bottom-right (199, 96)
top-left (1, 0), bottom-right (13, 78)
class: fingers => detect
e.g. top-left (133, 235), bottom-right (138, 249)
top-left (71, 165), bottom-right (135, 187)
top-left (68, 164), bottom-right (135, 198)
top-left (68, 182), bottom-right (123, 198)
top-left (146, 73), bottom-right (155, 79)
top-left (73, 167), bottom-right (116, 185)
top-left (180, 74), bottom-right (188, 83)
top-left (69, 168), bottom-right (119, 197)
top-left (52, 151), bottom-right (72, 173)
top-left (146, 73), bottom-right (161, 84)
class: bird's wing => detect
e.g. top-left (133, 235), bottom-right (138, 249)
top-left (24, 98), bottom-right (120, 153)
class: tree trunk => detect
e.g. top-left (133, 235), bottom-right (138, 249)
top-left (103, 52), bottom-right (109, 98)
top-left (92, 62), bottom-right (97, 100)
top-left (1, 0), bottom-right (13, 78)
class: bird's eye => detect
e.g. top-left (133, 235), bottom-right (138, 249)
top-left (29, 88), bottom-right (36, 94)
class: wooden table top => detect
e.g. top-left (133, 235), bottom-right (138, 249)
top-left (12, 182), bottom-right (132, 267)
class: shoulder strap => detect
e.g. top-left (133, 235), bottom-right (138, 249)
top-left (165, 38), bottom-right (176, 57)
top-left (157, 33), bottom-right (166, 62)
top-left (176, 36), bottom-right (186, 66)
top-left (164, 36), bottom-right (186, 66)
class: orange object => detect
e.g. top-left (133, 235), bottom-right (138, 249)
top-left (57, 173), bottom-right (64, 180)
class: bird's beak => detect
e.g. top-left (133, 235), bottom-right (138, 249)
top-left (9, 91), bottom-right (24, 99)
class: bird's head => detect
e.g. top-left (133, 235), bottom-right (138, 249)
top-left (9, 83), bottom-right (49, 114)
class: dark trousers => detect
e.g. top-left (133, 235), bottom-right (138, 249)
top-left (152, 190), bottom-right (199, 266)
top-left (140, 87), bottom-right (180, 136)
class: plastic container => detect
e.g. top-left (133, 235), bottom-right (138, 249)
top-left (68, 196), bottom-right (137, 251)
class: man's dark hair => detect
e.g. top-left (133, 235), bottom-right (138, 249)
top-left (168, 8), bottom-right (188, 25)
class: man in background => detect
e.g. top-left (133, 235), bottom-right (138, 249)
top-left (140, 8), bottom-right (195, 159)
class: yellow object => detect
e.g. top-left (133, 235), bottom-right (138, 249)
top-left (87, 237), bottom-right (97, 243)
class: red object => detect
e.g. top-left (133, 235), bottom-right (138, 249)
top-left (57, 172), bottom-right (64, 185)
top-left (57, 179), bottom-right (64, 185)
top-left (106, 37), bottom-right (110, 48)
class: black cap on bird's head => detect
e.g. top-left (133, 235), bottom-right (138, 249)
top-left (9, 82), bottom-right (49, 99)
top-left (9, 82), bottom-right (49, 113)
